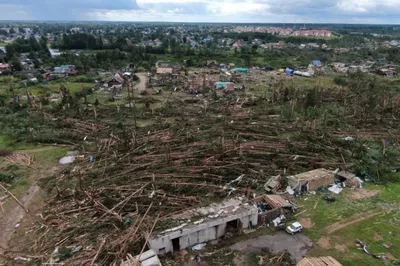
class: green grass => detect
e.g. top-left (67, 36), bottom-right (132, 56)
top-left (32, 147), bottom-right (69, 165)
top-left (297, 183), bottom-right (400, 266)
top-left (0, 135), bottom-right (37, 150)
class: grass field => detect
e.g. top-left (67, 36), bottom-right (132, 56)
top-left (297, 183), bottom-right (400, 266)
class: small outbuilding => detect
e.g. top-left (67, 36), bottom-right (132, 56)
top-left (287, 168), bottom-right (334, 192)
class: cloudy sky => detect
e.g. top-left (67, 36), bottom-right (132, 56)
top-left (0, 0), bottom-right (399, 24)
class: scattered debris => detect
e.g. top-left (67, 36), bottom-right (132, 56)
top-left (191, 243), bottom-right (206, 251)
top-left (58, 155), bottom-right (75, 165)
top-left (356, 239), bottom-right (386, 260)
top-left (264, 175), bottom-right (283, 193)
top-left (328, 184), bottom-right (343, 195)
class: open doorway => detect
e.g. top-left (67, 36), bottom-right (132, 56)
top-left (171, 237), bottom-right (180, 252)
top-left (226, 219), bottom-right (242, 233)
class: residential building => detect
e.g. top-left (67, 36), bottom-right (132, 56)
top-left (293, 30), bottom-right (332, 37)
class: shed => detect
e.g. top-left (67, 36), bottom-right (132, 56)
top-left (312, 60), bottom-right (323, 67)
top-left (288, 168), bottom-right (334, 192)
top-left (215, 82), bottom-right (234, 90)
top-left (285, 68), bottom-right (295, 75)
top-left (206, 60), bottom-right (219, 69)
top-left (296, 256), bottom-right (342, 266)
top-left (231, 68), bottom-right (248, 74)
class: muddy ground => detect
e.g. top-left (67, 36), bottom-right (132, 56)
top-left (230, 232), bottom-right (313, 263)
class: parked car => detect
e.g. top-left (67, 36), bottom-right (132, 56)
top-left (286, 222), bottom-right (303, 235)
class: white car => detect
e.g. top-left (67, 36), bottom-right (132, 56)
top-left (286, 222), bottom-right (303, 235)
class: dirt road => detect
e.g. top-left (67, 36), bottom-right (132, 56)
top-left (0, 148), bottom-right (61, 261)
top-left (135, 72), bottom-right (148, 92)
top-left (230, 232), bottom-right (313, 263)
top-left (0, 185), bottom-right (40, 251)
top-left (325, 209), bottom-right (383, 234)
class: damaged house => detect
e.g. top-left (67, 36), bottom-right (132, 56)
top-left (206, 60), bottom-right (219, 69)
top-left (376, 65), bottom-right (397, 76)
top-left (287, 168), bottom-right (334, 193)
top-left (148, 198), bottom-right (258, 255)
top-left (107, 73), bottom-right (125, 87)
top-left (252, 194), bottom-right (294, 224)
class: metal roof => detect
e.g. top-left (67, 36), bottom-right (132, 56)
top-left (296, 256), bottom-right (342, 266)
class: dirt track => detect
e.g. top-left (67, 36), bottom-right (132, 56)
top-left (0, 149), bottom-right (60, 262)
top-left (135, 72), bottom-right (147, 92)
top-left (325, 209), bottom-right (383, 234)
top-left (0, 185), bottom-right (40, 253)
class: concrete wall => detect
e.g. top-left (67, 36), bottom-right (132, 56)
top-left (149, 208), bottom-right (258, 254)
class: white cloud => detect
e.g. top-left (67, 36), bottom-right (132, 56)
top-left (0, 4), bottom-right (32, 20)
top-left (3, 0), bottom-right (400, 23)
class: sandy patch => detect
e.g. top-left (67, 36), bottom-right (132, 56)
top-left (335, 244), bottom-right (348, 252)
top-left (351, 189), bottom-right (379, 200)
top-left (299, 217), bottom-right (314, 229)
top-left (374, 233), bottom-right (384, 241)
top-left (385, 253), bottom-right (396, 260)
top-left (230, 232), bottom-right (313, 263)
top-left (317, 237), bottom-right (331, 249)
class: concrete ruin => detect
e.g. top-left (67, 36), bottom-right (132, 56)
top-left (148, 198), bottom-right (258, 255)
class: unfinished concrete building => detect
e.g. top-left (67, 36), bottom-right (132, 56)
top-left (148, 198), bottom-right (258, 255)
top-left (287, 168), bottom-right (334, 192)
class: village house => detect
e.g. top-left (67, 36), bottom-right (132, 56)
top-left (53, 65), bottom-right (78, 76)
top-left (376, 64), bottom-right (397, 76)
top-left (0, 63), bottom-right (9, 71)
top-left (156, 65), bottom-right (180, 77)
top-left (206, 60), bottom-right (219, 69)
top-left (232, 40), bottom-right (242, 48)
top-left (148, 198), bottom-right (258, 255)
top-left (107, 73), bottom-right (125, 87)
top-left (45, 65), bottom-right (78, 80)
top-left (188, 74), bottom-right (212, 91)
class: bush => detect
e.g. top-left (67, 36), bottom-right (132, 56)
top-left (0, 173), bottom-right (17, 183)
top-left (333, 76), bottom-right (348, 86)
